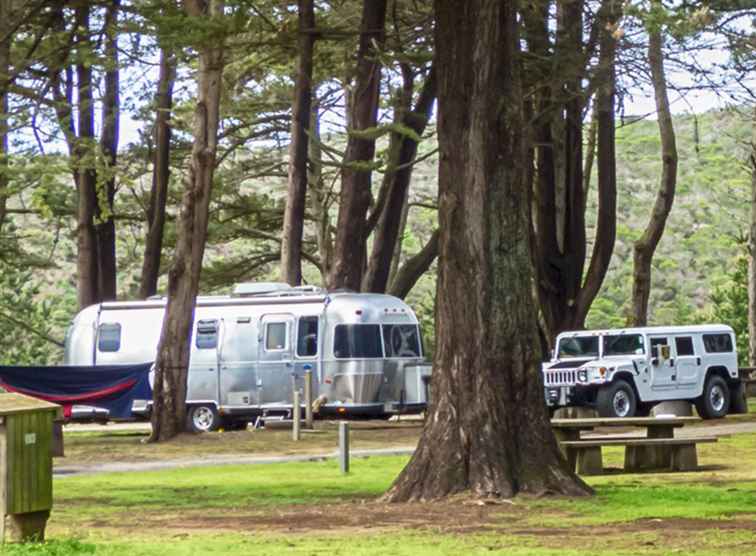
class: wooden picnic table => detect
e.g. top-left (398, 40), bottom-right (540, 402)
top-left (550, 416), bottom-right (715, 475)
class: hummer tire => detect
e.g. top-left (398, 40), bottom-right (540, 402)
top-left (596, 379), bottom-right (637, 418)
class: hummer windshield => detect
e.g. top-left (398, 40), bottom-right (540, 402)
top-left (557, 336), bottom-right (599, 358)
top-left (603, 334), bottom-right (645, 356)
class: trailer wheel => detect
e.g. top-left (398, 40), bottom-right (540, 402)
top-left (695, 375), bottom-right (730, 419)
top-left (186, 404), bottom-right (220, 433)
top-left (596, 379), bottom-right (636, 418)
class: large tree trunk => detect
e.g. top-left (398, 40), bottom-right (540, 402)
top-left (74, 5), bottom-right (100, 310)
top-left (385, 0), bottom-right (590, 502)
top-left (150, 0), bottom-right (225, 442)
top-left (96, 0), bottom-right (120, 301)
top-left (327, 0), bottom-right (387, 291)
top-left (631, 12), bottom-right (677, 326)
top-left (363, 66), bottom-right (437, 293)
top-left (748, 106), bottom-right (756, 367)
top-left (280, 0), bottom-right (316, 286)
top-left (140, 47), bottom-right (177, 299)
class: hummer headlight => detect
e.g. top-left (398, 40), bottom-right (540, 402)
top-left (577, 370), bottom-right (588, 382)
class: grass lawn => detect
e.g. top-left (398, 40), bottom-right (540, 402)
top-left (9, 408), bottom-right (756, 555)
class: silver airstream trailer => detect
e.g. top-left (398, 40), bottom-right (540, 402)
top-left (63, 283), bottom-right (431, 431)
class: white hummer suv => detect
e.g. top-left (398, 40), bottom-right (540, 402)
top-left (543, 324), bottom-right (747, 418)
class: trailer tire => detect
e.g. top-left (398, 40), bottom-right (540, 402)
top-left (186, 404), bottom-right (220, 433)
top-left (596, 379), bottom-right (637, 418)
top-left (696, 375), bottom-right (730, 419)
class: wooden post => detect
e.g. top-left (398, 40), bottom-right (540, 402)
top-left (304, 369), bottom-right (313, 429)
top-left (292, 390), bottom-right (301, 441)
top-left (338, 421), bottom-right (350, 474)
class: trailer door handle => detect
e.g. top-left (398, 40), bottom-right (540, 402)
top-left (696, 357), bottom-right (701, 365)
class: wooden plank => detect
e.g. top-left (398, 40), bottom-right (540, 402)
top-left (551, 416), bottom-right (699, 428)
top-left (0, 393), bottom-right (61, 417)
top-left (560, 437), bottom-right (717, 448)
top-left (0, 419), bottom-right (6, 543)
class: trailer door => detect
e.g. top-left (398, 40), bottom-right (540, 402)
top-left (257, 314), bottom-right (295, 407)
top-left (219, 316), bottom-right (258, 408)
top-left (187, 319), bottom-right (221, 404)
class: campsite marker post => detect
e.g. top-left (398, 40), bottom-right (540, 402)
top-left (292, 390), bottom-right (301, 441)
top-left (339, 421), bottom-right (350, 474)
top-left (304, 368), bottom-right (313, 429)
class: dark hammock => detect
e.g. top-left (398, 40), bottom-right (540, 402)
top-left (0, 363), bottom-right (152, 419)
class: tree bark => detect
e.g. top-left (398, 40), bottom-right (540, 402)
top-left (748, 106), bottom-right (756, 367)
top-left (0, 0), bottom-right (10, 231)
top-left (526, 0), bottom-right (618, 343)
top-left (140, 46), bottom-right (177, 299)
top-left (384, 0), bottom-right (590, 501)
top-left (150, 0), bottom-right (225, 442)
top-left (74, 5), bottom-right (100, 310)
top-left (307, 100), bottom-right (333, 282)
top-left (363, 66), bottom-right (437, 294)
top-left (631, 12), bottom-right (677, 326)
top-left (572, 1), bottom-right (618, 328)
top-left (327, 0), bottom-right (387, 291)
top-left (388, 228), bottom-right (439, 300)
top-left (96, 0), bottom-right (120, 302)
top-left (281, 0), bottom-right (316, 286)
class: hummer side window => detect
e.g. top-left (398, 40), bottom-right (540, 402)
top-left (675, 337), bottom-right (695, 356)
top-left (703, 334), bottom-right (733, 353)
top-left (650, 337), bottom-right (670, 359)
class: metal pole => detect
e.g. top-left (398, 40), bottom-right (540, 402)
top-left (292, 390), bottom-right (301, 441)
top-left (304, 369), bottom-right (313, 429)
top-left (338, 421), bottom-right (350, 474)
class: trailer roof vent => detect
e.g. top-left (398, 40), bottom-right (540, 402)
top-left (232, 282), bottom-right (293, 297)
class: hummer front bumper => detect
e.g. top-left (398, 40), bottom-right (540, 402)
top-left (544, 384), bottom-right (598, 408)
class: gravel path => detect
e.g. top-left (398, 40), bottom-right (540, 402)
top-left (55, 418), bottom-right (756, 477)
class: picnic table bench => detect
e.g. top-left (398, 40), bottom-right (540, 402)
top-left (551, 416), bottom-right (717, 475)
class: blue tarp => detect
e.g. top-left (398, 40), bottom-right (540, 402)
top-left (0, 363), bottom-right (152, 419)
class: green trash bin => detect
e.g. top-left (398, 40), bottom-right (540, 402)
top-left (0, 392), bottom-right (62, 542)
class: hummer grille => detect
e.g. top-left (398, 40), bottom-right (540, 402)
top-left (544, 369), bottom-right (577, 386)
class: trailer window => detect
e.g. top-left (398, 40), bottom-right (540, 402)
top-left (703, 333), bottom-right (733, 353)
top-left (265, 322), bottom-right (288, 351)
top-left (97, 323), bottom-right (121, 352)
top-left (382, 325), bottom-right (421, 358)
top-left (557, 336), bottom-right (598, 358)
top-left (604, 334), bottom-right (645, 356)
top-left (196, 319), bottom-right (218, 350)
top-left (297, 316), bottom-right (318, 357)
top-left (675, 337), bottom-right (695, 356)
top-left (334, 324), bottom-right (382, 359)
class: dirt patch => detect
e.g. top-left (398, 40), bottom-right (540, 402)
top-left (71, 496), bottom-right (756, 547)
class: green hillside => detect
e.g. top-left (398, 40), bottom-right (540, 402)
top-left (587, 108), bottom-right (752, 330)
